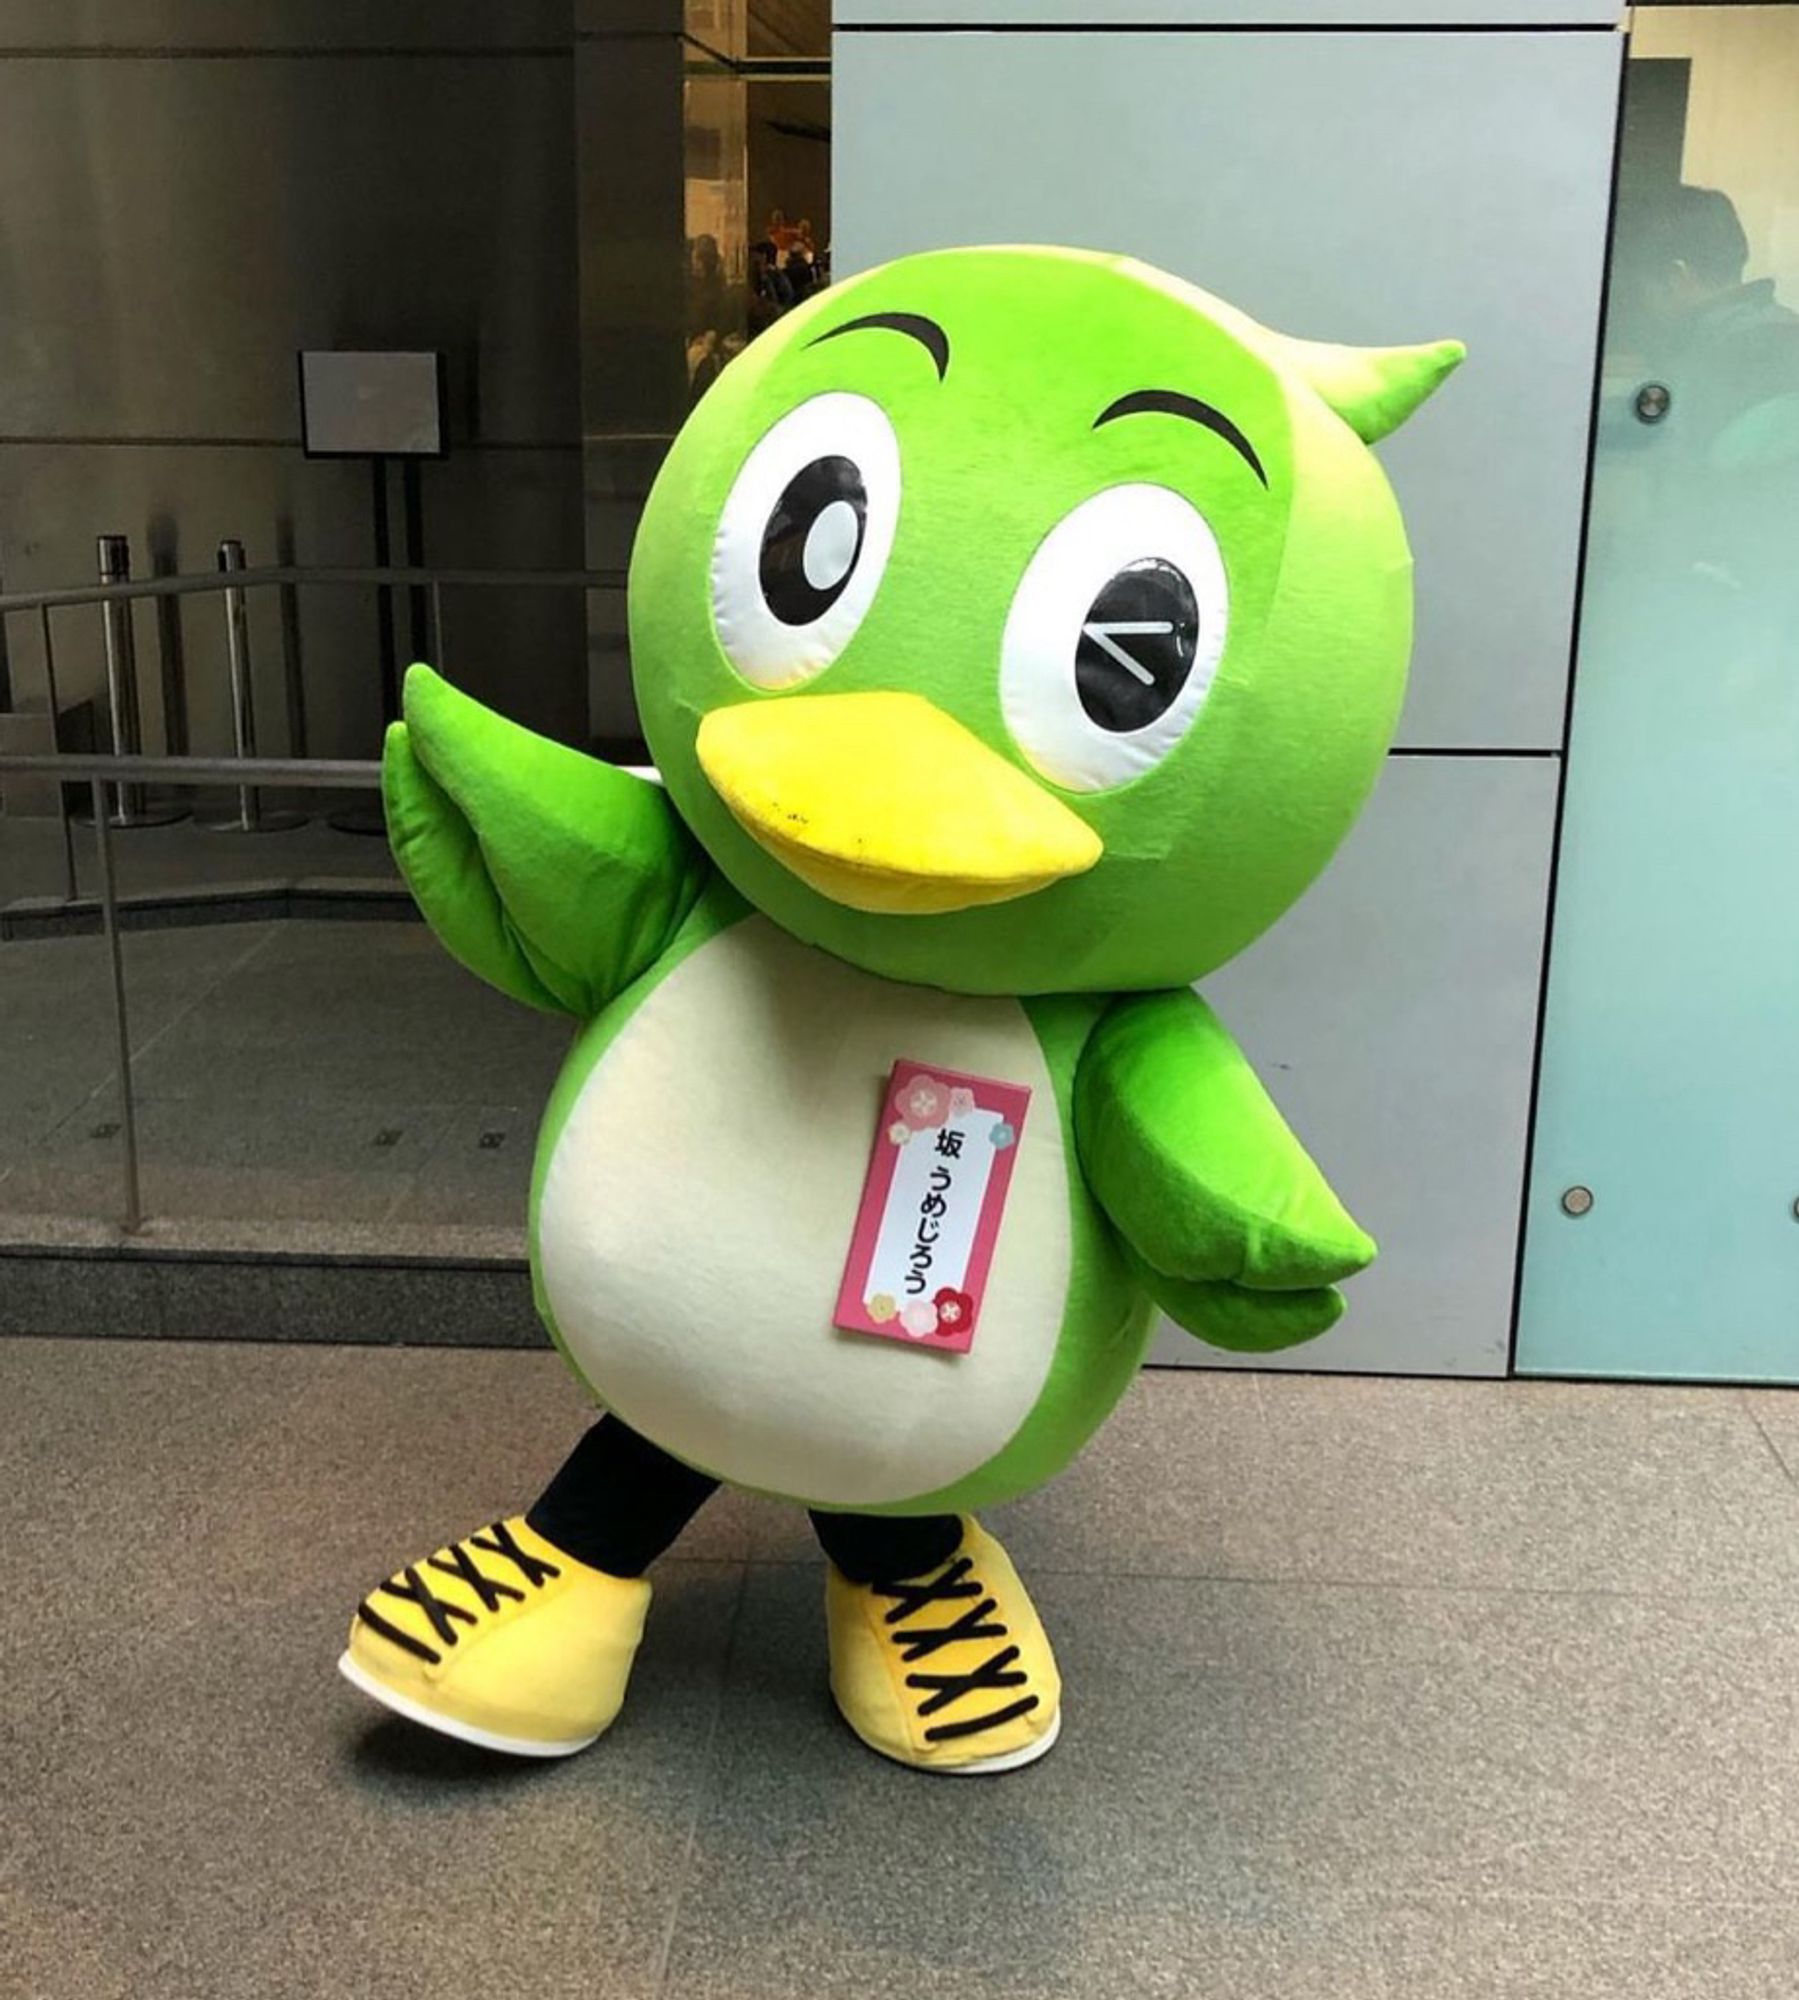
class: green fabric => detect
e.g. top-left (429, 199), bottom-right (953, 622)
top-left (1131, 1254), bottom-right (1347, 1353)
top-left (875, 991), bottom-right (1158, 1517)
top-left (383, 664), bottom-right (710, 1018)
top-left (377, 246), bottom-right (1461, 1489)
top-left (630, 244), bottom-right (1461, 996)
top-left (1250, 328), bottom-right (1466, 446)
top-left (523, 938), bottom-right (1157, 1517)
top-left (1074, 987), bottom-right (1374, 1311)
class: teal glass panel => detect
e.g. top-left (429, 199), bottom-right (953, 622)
top-left (1518, 7), bottom-right (1799, 1381)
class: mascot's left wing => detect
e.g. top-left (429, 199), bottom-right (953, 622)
top-left (382, 663), bottom-right (711, 1018)
top-left (1074, 989), bottom-right (1376, 1353)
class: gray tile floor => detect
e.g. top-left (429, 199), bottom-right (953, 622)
top-left (0, 915), bottom-right (569, 1251)
top-left (5, 1339), bottom-right (1797, 1999)
top-left (2, 812), bottom-right (401, 908)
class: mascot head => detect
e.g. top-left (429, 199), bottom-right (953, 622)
top-left (630, 245), bottom-right (1461, 994)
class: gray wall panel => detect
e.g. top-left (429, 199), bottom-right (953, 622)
top-left (575, 17), bottom-right (686, 744)
top-left (0, 54), bottom-right (578, 447)
top-left (0, 442), bottom-right (584, 759)
top-left (839, 2), bottom-right (1618, 22)
top-left (0, 4), bottom-right (573, 52)
top-left (0, 39), bottom-right (587, 763)
top-left (1150, 755), bottom-right (1558, 1376)
top-left (2, 442), bottom-right (375, 768)
top-left (575, 35), bottom-right (686, 441)
top-left (575, 0), bottom-right (682, 31)
top-left (833, 27), bottom-right (1620, 750)
top-left (423, 448), bottom-right (588, 747)
top-left (584, 435), bottom-right (670, 746)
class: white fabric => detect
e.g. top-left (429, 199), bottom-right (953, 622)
top-left (803, 499), bottom-right (861, 591)
top-left (709, 391), bottom-right (900, 690)
top-left (536, 918), bottom-right (1071, 1507)
top-left (998, 481), bottom-right (1229, 792)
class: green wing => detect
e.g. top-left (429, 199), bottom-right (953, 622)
top-left (1074, 989), bottom-right (1375, 1352)
top-left (383, 664), bottom-right (710, 1017)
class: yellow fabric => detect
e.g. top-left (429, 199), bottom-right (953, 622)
top-left (345, 1516), bottom-right (650, 1751)
top-left (696, 691), bottom-right (1102, 915)
top-left (825, 1517), bottom-right (1061, 1772)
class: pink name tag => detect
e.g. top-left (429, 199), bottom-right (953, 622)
top-left (834, 1059), bottom-right (1033, 1355)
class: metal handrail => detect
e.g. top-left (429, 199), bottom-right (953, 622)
top-left (2, 554), bottom-right (625, 884)
top-left (0, 751), bottom-right (378, 788)
top-left (1, 750), bottom-right (391, 1239)
top-left (0, 743), bottom-right (653, 1239)
top-left (0, 564), bottom-right (624, 615)
top-left (0, 556), bottom-right (629, 1239)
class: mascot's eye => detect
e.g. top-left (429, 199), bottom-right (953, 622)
top-left (712, 392), bottom-right (899, 689)
top-left (1000, 484), bottom-right (1229, 793)
top-left (1075, 559), bottom-right (1199, 733)
top-left (759, 456), bottom-right (867, 625)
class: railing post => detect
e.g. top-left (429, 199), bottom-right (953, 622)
top-left (39, 604), bottom-right (78, 903)
top-left (88, 777), bottom-right (143, 1234)
top-left (200, 539), bottom-right (301, 833)
top-left (94, 535), bottom-right (182, 828)
top-left (222, 538), bottom-right (256, 828)
top-left (97, 535), bottom-right (142, 822)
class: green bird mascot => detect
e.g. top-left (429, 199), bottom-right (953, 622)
top-left (340, 246), bottom-right (1461, 1774)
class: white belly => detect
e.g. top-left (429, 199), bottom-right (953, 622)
top-left (535, 916), bottom-right (1070, 1508)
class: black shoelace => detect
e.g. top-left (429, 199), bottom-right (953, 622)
top-left (873, 1554), bottom-right (1040, 1744)
top-left (357, 1521), bottom-right (561, 1667)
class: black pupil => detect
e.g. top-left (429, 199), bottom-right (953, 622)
top-left (1075, 559), bottom-right (1199, 733)
top-left (759, 455), bottom-right (867, 626)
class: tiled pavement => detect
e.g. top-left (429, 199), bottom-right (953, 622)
top-left (0, 918), bottom-right (569, 1248)
top-left (5, 1339), bottom-right (1798, 1999)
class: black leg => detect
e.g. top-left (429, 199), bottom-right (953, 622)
top-left (526, 1414), bottom-right (720, 1577)
top-left (809, 1509), bottom-right (963, 1584)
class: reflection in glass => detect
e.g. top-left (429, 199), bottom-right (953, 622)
top-left (1519, 6), bottom-right (1799, 1381)
top-left (684, 1), bottom-right (831, 404)
top-left (1582, 9), bottom-right (1799, 819)
top-left (685, 72), bottom-right (750, 401)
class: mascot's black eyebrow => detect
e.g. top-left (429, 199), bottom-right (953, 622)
top-left (1094, 389), bottom-right (1268, 488)
top-left (807, 311), bottom-right (951, 380)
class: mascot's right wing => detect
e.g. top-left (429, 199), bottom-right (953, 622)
top-left (383, 663), bottom-right (710, 1018)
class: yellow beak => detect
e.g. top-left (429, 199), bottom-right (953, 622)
top-left (695, 691), bottom-right (1103, 916)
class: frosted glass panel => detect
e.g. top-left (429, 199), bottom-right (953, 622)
top-left (1518, 7), bottom-right (1799, 1382)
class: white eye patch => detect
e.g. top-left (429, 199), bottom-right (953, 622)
top-left (711, 392), bottom-right (901, 690)
top-left (999, 483), bottom-right (1229, 793)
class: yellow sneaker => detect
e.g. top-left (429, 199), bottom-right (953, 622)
top-left (825, 1517), bottom-right (1061, 1775)
top-left (338, 1516), bottom-right (650, 1758)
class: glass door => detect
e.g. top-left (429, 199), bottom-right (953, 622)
top-left (1518, 5), bottom-right (1799, 1380)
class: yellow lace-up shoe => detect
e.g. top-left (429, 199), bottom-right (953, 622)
top-left (825, 1517), bottom-right (1061, 1775)
top-left (338, 1516), bottom-right (650, 1757)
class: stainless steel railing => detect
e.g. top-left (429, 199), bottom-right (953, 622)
top-left (92, 535), bottom-right (179, 829)
top-left (0, 555), bottom-right (625, 898)
top-left (1, 555), bottom-right (625, 1234)
top-left (0, 561), bottom-right (618, 614)
top-left (198, 541), bottom-right (304, 835)
top-left (0, 750), bottom-right (383, 1234)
